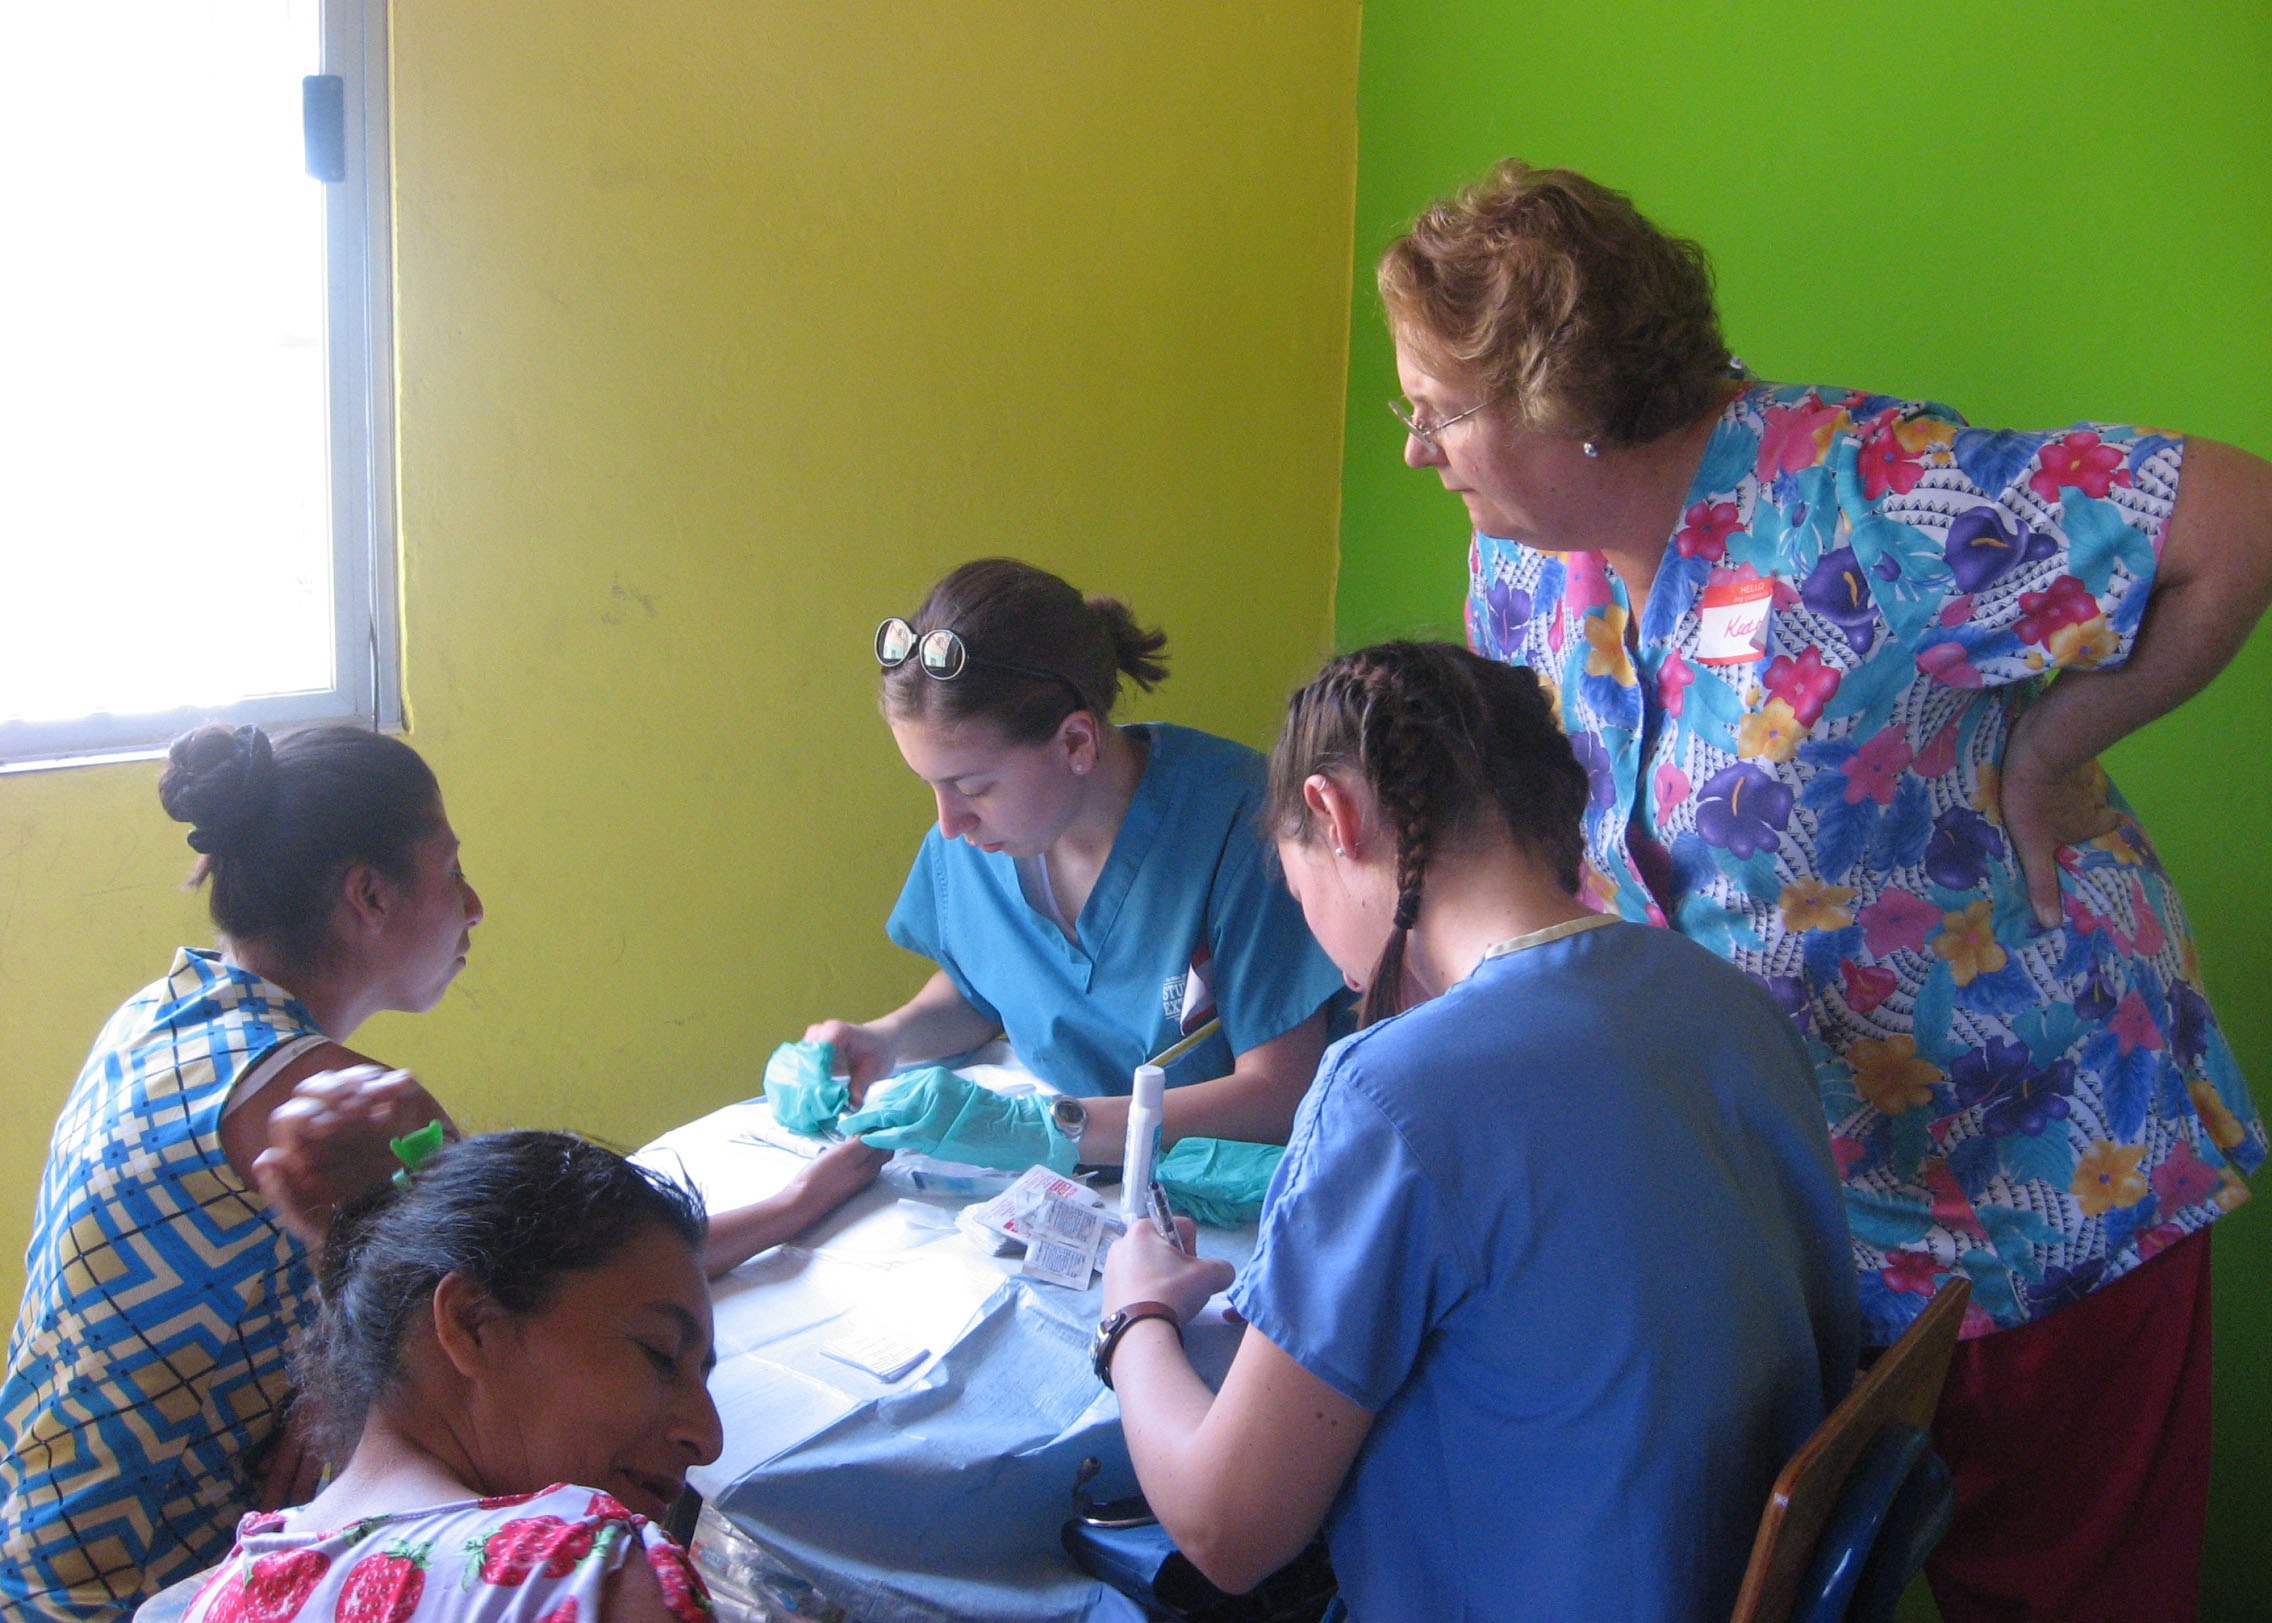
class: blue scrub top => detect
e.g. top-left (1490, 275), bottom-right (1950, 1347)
top-left (887, 723), bottom-right (1344, 1097)
top-left (1232, 919), bottom-right (1859, 1623)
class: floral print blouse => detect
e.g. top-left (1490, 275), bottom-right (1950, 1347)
top-left (182, 1485), bottom-right (712, 1623)
top-left (1467, 381), bottom-right (2263, 1344)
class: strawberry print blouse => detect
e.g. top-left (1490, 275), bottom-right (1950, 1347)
top-left (181, 1485), bottom-right (712, 1623)
top-left (1467, 381), bottom-right (2263, 1345)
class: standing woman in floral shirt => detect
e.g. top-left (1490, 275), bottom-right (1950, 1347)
top-left (1376, 160), bottom-right (2272, 1622)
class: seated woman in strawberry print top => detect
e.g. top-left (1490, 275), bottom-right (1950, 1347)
top-left (1376, 160), bottom-right (2272, 1622)
top-left (182, 1132), bottom-right (723, 1623)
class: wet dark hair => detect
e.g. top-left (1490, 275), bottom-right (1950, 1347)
top-left (297, 1130), bottom-right (707, 1455)
top-left (158, 723), bottom-right (443, 969)
top-left (1265, 642), bottom-right (1589, 1026)
top-left (881, 558), bottom-right (1169, 745)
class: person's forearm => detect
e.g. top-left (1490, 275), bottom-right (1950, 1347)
top-left (1075, 1012), bottom-right (1328, 1160)
top-left (2012, 574), bottom-right (2267, 778)
top-left (1110, 1325), bottom-right (1313, 1594)
top-left (870, 970), bottom-right (998, 1067)
top-left (2018, 436), bottom-right (2272, 775)
top-left (1077, 1068), bottom-right (1300, 1161)
top-left (702, 1185), bottom-right (832, 1277)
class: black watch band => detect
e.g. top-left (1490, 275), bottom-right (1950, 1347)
top-left (1092, 1300), bottom-right (1182, 1389)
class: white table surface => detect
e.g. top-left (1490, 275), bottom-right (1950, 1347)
top-left (638, 1094), bottom-right (1254, 1623)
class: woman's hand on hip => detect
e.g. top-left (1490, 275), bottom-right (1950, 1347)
top-left (1999, 720), bottom-right (2123, 928)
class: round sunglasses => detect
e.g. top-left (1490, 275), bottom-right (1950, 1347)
top-left (874, 617), bottom-right (1091, 712)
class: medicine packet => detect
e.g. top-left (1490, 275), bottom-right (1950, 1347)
top-left (1016, 1191), bottom-right (1115, 1288)
top-left (961, 1165), bottom-right (1125, 1280)
top-left (966, 1166), bottom-right (1113, 1246)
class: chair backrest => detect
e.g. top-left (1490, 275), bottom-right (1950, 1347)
top-left (1727, 1276), bottom-right (1970, 1623)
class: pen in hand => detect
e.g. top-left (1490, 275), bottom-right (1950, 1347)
top-left (1147, 1180), bottom-right (1194, 1258)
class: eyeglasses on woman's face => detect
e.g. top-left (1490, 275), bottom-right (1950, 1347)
top-left (1389, 395), bottom-right (1495, 449)
top-left (874, 617), bottom-right (1090, 713)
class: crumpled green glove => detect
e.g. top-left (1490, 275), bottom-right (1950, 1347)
top-left (838, 1066), bottom-right (1078, 1174)
top-left (764, 1040), bottom-right (850, 1137)
top-left (1156, 1137), bottom-right (1284, 1227)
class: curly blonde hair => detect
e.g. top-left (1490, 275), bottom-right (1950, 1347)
top-left (1378, 160), bottom-right (1733, 448)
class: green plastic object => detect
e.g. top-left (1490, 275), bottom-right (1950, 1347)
top-left (388, 1119), bottom-right (448, 1190)
top-left (1156, 1136), bottom-right (1283, 1227)
top-left (764, 1040), bottom-right (850, 1137)
top-left (838, 1065), bottom-right (1078, 1174)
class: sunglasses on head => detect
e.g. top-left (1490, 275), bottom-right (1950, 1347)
top-left (874, 617), bottom-right (1091, 712)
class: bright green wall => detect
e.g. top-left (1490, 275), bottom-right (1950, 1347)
top-left (1336, 2), bottom-right (2270, 1612)
top-left (0, 2), bottom-right (1360, 1296)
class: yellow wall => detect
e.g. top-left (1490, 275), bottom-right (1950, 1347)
top-left (0, 1), bottom-right (1362, 1299)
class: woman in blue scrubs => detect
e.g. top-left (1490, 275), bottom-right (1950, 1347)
top-left (805, 558), bottom-right (1344, 1163)
top-left (1098, 643), bottom-right (1859, 1622)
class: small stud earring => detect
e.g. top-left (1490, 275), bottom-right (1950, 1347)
top-left (1332, 845), bottom-right (1347, 858)
top-left (1582, 440), bottom-right (1601, 459)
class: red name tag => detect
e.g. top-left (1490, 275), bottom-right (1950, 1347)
top-left (1696, 577), bottom-right (1774, 666)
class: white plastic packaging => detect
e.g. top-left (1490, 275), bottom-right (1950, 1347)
top-left (1122, 1062), bottom-right (1165, 1217)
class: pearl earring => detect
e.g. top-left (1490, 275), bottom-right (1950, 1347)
top-left (1582, 440), bottom-right (1601, 459)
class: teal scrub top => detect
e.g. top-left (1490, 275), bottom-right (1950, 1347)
top-left (887, 723), bottom-right (1345, 1096)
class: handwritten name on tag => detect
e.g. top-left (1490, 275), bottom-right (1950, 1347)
top-left (1696, 577), bottom-right (1774, 666)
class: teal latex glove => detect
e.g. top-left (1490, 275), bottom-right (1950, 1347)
top-left (838, 1066), bottom-right (1078, 1174)
top-left (1156, 1137), bottom-right (1284, 1227)
top-left (764, 1040), bottom-right (850, 1137)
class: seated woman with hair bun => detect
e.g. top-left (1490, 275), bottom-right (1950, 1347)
top-left (180, 1130), bottom-right (723, 1623)
top-left (2, 724), bottom-right (477, 1623)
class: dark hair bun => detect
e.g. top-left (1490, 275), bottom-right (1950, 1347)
top-left (159, 724), bottom-right (279, 856)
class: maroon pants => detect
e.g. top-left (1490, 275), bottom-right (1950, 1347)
top-left (1924, 1229), bottom-right (2214, 1623)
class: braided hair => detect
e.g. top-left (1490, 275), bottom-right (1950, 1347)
top-left (1265, 642), bottom-right (1589, 1026)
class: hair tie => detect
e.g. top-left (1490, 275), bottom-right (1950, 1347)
top-left (390, 1120), bottom-right (447, 1188)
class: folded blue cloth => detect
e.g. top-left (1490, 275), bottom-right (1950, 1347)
top-left (1156, 1137), bottom-right (1283, 1227)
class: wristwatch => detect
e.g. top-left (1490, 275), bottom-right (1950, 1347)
top-left (1093, 1300), bottom-right (1182, 1389)
top-left (1050, 1093), bottom-right (1089, 1139)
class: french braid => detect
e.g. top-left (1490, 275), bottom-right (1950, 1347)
top-left (1357, 668), bottom-right (1454, 1025)
top-left (1266, 641), bottom-right (1590, 1026)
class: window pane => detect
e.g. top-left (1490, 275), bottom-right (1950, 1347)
top-left (0, 2), bottom-right (333, 726)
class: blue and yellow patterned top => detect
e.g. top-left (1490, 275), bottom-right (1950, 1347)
top-left (1467, 382), bottom-right (2263, 1345)
top-left (2, 949), bottom-right (322, 1623)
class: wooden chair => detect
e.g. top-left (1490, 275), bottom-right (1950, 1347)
top-left (1728, 1276), bottom-right (1970, 1623)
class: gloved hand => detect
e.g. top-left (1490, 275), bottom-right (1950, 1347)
top-left (838, 1066), bottom-right (1078, 1174)
top-left (1156, 1136), bottom-right (1284, 1227)
top-left (764, 1040), bottom-right (850, 1137)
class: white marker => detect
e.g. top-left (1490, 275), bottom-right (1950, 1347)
top-left (1122, 1063), bottom-right (1165, 1219)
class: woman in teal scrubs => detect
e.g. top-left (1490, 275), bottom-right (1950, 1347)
top-left (806, 558), bottom-right (1344, 1163)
